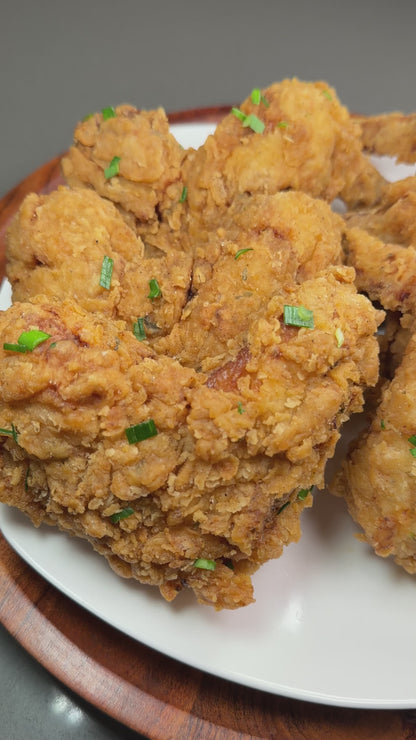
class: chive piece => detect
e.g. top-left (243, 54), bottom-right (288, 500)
top-left (193, 558), bottom-right (216, 571)
top-left (237, 401), bottom-right (245, 415)
top-left (235, 248), bottom-right (253, 260)
top-left (110, 507), bottom-right (135, 523)
top-left (3, 343), bottom-right (27, 353)
top-left (322, 90), bottom-right (332, 101)
top-left (283, 304), bottom-right (314, 329)
top-left (104, 156), bottom-right (121, 179)
top-left (277, 501), bottom-right (290, 515)
top-left (251, 88), bottom-right (261, 104)
top-left (242, 114), bottom-right (265, 134)
top-left (0, 424), bottom-right (18, 443)
top-left (231, 107), bottom-right (246, 122)
top-left (410, 448), bottom-right (416, 458)
top-left (99, 256), bottom-right (114, 289)
top-left (380, 419), bottom-right (386, 430)
top-left (277, 121), bottom-right (289, 129)
top-left (335, 328), bottom-right (344, 348)
top-left (298, 486), bottom-right (312, 500)
top-left (179, 186), bottom-right (188, 203)
top-left (102, 106), bottom-right (116, 120)
top-left (17, 330), bottom-right (51, 351)
top-left (409, 435), bottom-right (416, 447)
top-left (148, 278), bottom-right (161, 300)
top-left (82, 113), bottom-right (94, 122)
top-left (132, 317), bottom-right (146, 341)
top-left (125, 419), bottom-right (158, 444)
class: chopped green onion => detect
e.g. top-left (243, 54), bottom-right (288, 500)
top-left (102, 106), bottom-right (116, 120)
top-left (125, 419), bottom-right (158, 444)
top-left (82, 113), bottom-right (94, 122)
top-left (132, 317), bottom-right (146, 341)
top-left (298, 486), bottom-right (312, 500)
top-left (380, 419), bottom-right (386, 430)
top-left (104, 156), bottom-right (121, 179)
top-left (193, 558), bottom-right (216, 571)
top-left (242, 113), bottom-right (265, 134)
top-left (276, 121), bottom-right (289, 129)
top-left (409, 435), bottom-right (416, 446)
top-left (231, 107), bottom-right (265, 133)
top-left (3, 343), bottom-right (27, 353)
top-left (231, 107), bottom-right (246, 122)
top-left (283, 304), bottom-right (314, 329)
top-left (277, 501), bottom-right (290, 515)
top-left (4, 329), bottom-right (51, 353)
top-left (110, 507), bottom-right (135, 523)
top-left (235, 248), bottom-right (253, 260)
top-left (251, 88), bottom-right (269, 107)
top-left (237, 402), bottom-right (245, 414)
top-left (410, 448), bottom-right (416, 458)
top-left (148, 278), bottom-right (161, 300)
top-left (335, 328), bottom-right (344, 348)
top-left (179, 186), bottom-right (188, 203)
top-left (17, 330), bottom-right (51, 351)
top-left (0, 424), bottom-right (18, 444)
top-left (322, 90), bottom-right (332, 101)
top-left (99, 255), bottom-right (114, 289)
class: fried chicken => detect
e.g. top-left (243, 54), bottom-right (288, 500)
top-left (6, 186), bottom-right (192, 337)
top-left (61, 105), bottom-right (189, 252)
top-left (355, 111), bottom-right (416, 164)
top-left (332, 326), bottom-right (416, 574)
top-left (182, 78), bottom-right (384, 240)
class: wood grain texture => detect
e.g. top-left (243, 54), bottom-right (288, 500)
top-left (1, 106), bottom-right (416, 740)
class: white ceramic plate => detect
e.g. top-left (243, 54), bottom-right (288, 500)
top-left (1, 123), bottom-right (416, 710)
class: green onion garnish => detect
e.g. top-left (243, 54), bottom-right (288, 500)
top-left (409, 435), bottom-right (416, 446)
top-left (104, 156), bottom-right (121, 179)
top-left (102, 106), bottom-right (116, 120)
top-left (231, 107), bottom-right (265, 133)
top-left (82, 113), bottom-right (94, 122)
top-left (322, 90), bottom-right (332, 101)
top-left (277, 501), bottom-right (290, 515)
top-left (231, 107), bottom-right (246, 122)
top-left (133, 317), bottom-right (146, 341)
top-left (125, 419), bottom-right (158, 444)
top-left (251, 88), bottom-right (269, 107)
top-left (276, 121), bottom-right (289, 129)
top-left (110, 507), bottom-right (135, 523)
top-left (298, 486), bottom-right (312, 500)
top-left (335, 328), bottom-right (344, 348)
top-left (235, 248), bottom-right (253, 260)
top-left (148, 278), bottom-right (161, 300)
top-left (179, 186), bottom-right (187, 203)
top-left (0, 424), bottom-right (18, 444)
top-left (283, 304), bottom-right (314, 329)
top-left (242, 114), bottom-right (265, 134)
top-left (410, 448), bottom-right (416, 458)
top-left (193, 558), bottom-right (216, 571)
top-left (237, 402), bottom-right (245, 414)
top-left (99, 256), bottom-right (114, 289)
top-left (380, 419), bottom-right (386, 430)
top-left (4, 330), bottom-right (51, 353)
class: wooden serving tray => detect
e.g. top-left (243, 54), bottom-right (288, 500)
top-left (0, 106), bottom-right (415, 740)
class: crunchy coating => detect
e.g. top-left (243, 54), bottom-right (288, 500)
top-left (61, 105), bottom-right (188, 251)
top-left (0, 272), bottom-right (381, 608)
top-left (355, 112), bottom-right (416, 164)
top-left (182, 78), bottom-right (384, 237)
top-left (6, 186), bottom-right (192, 337)
top-left (332, 328), bottom-right (416, 574)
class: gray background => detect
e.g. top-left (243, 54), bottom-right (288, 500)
top-left (1, 1), bottom-right (415, 737)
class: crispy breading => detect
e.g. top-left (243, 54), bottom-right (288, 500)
top-left (6, 186), bottom-right (192, 336)
top-left (332, 327), bottom-right (416, 574)
top-left (355, 112), bottom-right (416, 164)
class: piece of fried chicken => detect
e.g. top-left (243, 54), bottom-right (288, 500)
top-left (355, 111), bottom-right (416, 164)
top-left (156, 190), bottom-right (346, 369)
top-left (332, 325), bottom-right (416, 574)
top-left (182, 78), bottom-right (384, 240)
top-left (6, 186), bottom-right (192, 337)
top-left (61, 105), bottom-right (189, 252)
top-left (0, 272), bottom-right (381, 608)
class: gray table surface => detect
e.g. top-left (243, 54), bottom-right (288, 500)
top-left (1, 1), bottom-right (415, 737)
